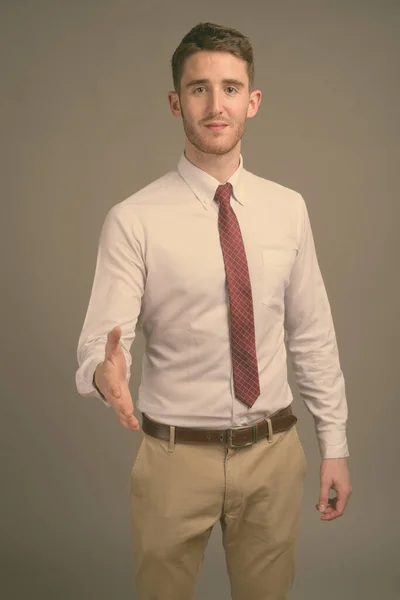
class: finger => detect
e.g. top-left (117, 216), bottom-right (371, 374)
top-left (315, 501), bottom-right (335, 512)
top-left (118, 406), bottom-right (139, 424)
top-left (119, 417), bottom-right (140, 431)
top-left (334, 488), bottom-right (350, 516)
top-left (105, 326), bottom-right (122, 360)
top-left (116, 398), bottom-right (140, 430)
top-left (119, 415), bottom-right (140, 431)
top-left (119, 410), bottom-right (140, 430)
top-left (320, 496), bottom-right (348, 521)
top-left (321, 509), bottom-right (342, 521)
top-left (116, 393), bottom-right (135, 418)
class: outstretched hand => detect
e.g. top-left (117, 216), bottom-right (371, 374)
top-left (95, 326), bottom-right (140, 431)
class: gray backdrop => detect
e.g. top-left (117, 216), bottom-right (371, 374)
top-left (1, 0), bottom-right (399, 598)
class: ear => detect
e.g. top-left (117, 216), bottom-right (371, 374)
top-left (247, 89), bottom-right (262, 119)
top-left (168, 91), bottom-right (182, 117)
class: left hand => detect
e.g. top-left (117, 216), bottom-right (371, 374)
top-left (316, 458), bottom-right (352, 521)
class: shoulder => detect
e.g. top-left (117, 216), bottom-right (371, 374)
top-left (245, 169), bottom-right (303, 204)
top-left (105, 169), bottom-right (182, 221)
top-left (121, 170), bottom-right (181, 207)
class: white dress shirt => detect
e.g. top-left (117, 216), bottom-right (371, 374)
top-left (76, 152), bottom-right (349, 459)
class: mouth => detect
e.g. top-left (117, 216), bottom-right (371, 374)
top-left (205, 124), bottom-right (228, 132)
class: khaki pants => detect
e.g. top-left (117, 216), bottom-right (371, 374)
top-left (129, 421), bottom-right (307, 600)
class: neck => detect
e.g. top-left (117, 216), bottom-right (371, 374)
top-left (184, 142), bottom-right (241, 183)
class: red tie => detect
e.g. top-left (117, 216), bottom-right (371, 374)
top-left (215, 183), bottom-right (260, 408)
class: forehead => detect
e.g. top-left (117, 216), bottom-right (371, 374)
top-left (182, 51), bottom-right (248, 81)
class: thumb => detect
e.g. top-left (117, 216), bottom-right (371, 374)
top-left (318, 480), bottom-right (330, 512)
top-left (105, 326), bottom-right (122, 359)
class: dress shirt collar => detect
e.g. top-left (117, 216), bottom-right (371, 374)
top-left (177, 150), bottom-right (246, 210)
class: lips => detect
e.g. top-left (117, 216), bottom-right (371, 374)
top-left (205, 124), bottom-right (228, 131)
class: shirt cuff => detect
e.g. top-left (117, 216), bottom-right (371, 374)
top-left (316, 430), bottom-right (349, 459)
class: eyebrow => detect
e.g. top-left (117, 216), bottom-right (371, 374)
top-left (184, 78), bottom-right (245, 89)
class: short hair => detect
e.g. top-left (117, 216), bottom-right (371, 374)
top-left (171, 22), bottom-right (255, 95)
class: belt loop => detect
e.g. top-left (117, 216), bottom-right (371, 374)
top-left (265, 418), bottom-right (273, 444)
top-left (168, 426), bottom-right (176, 452)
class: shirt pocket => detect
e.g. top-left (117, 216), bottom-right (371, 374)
top-left (261, 247), bottom-right (297, 310)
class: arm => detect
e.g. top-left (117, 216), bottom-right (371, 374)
top-left (284, 195), bottom-right (351, 520)
top-left (75, 203), bottom-right (146, 408)
top-left (284, 194), bottom-right (348, 459)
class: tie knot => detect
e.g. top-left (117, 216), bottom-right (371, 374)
top-left (214, 182), bottom-right (233, 205)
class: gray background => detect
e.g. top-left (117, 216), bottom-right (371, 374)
top-left (1, 0), bottom-right (399, 598)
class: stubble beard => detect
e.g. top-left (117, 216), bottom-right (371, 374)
top-left (181, 109), bottom-right (247, 157)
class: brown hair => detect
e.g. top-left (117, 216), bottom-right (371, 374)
top-left (171, 22), bottom-right (254, 95)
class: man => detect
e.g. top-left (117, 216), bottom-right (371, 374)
top-left (76, 21), bottom-right (352, 600)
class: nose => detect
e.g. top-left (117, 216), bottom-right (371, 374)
top-left (208, 90), bottom-right (223, 114)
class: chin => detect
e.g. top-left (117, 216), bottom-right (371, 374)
top-left (198, 137), bottom-right (237, 155)
top-left (211, 143), bottom-right (237, 155)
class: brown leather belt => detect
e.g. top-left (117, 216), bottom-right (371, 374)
top-left (142, 405), bottom-right (297, 449)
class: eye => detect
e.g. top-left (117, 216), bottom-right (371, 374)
top-left (194, 87), bottom-right (206, 94)
top-left (226, 87), bottom-right (237, 94)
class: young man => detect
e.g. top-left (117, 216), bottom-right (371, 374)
top-left (76, 22), bottom-right (352, 600)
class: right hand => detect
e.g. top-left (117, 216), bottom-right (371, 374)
top-left (94, 325), bottom-right (140, 431)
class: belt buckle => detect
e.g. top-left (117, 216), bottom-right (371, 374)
top-left (227, 425), bottom-right (257, 448)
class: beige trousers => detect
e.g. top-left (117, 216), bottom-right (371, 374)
top-left (129, 420), bottom-right (307, 600)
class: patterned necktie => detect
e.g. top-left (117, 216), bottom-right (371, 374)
top-left (215, 183), bottom-right (260, 408)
